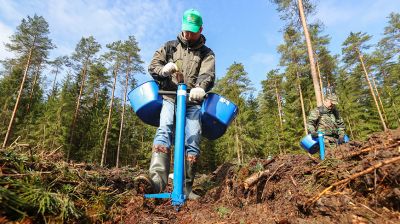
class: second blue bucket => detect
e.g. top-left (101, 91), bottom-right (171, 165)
top-left (300, 134), bottom-right (319, 154)
top-left (127, 80), bottom-right (163, 127)
top-left (201, 93), bottom-right (238, 140)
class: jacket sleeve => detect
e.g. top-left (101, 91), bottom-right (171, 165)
top-left (336, 116), bottom-right (346, 136)
top-left (148, 45), bottom-right (168, 81)
top-left (196, 50), bottom-right (215, 91)
top-left (307, 108), bottom-right (319, 133)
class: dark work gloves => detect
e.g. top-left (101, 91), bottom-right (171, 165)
top-left (338, 135), bottom-right (345, 144)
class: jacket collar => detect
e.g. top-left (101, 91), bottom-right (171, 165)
top-left (177, 32), bottom-right (206, 50)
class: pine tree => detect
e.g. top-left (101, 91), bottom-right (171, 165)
top-left (377, 12), bottom-right (400, 128)
top-left (342, 32), bottom-right (387, 131)
top-left (213, 62), bottom-right (253, 164)
top-left (49, 56), bottom-right (69, 98)
top-left (259, 70), bottom-right (284, 155)
top-left (100, 41), bottom-right (121, 166)
top-left (68, 36), bottom-right (101, 159)
top-left (277, 26), bottom-right (313, 150)
top-left (271, 0), bottom-right (322, 106)
top-left (2, 14), bottom-right (54, 148)
top-left (115, 36), bottom-right (143, 167)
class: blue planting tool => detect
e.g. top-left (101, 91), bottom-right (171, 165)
top-left (128, 80), bottom-right (238, 209)
top-left (318, 131), bottom-right (325, 160)
top-left (143, 83), bottom-right (187, 208)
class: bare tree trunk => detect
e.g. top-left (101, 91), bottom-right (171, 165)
top-left (358, 52), bottom-right (387, 131)
top-left (94, 79), bottom-right (99, 107)
top-left (3, 48), bottom-right (33, 148)
top-left (315, 57), bottom-right (324, 101)
top-left (346, 116), bottom-right (354, 140)
top-left (240, 141), bottom-right (244, 164)
top-left (234, 120), bottom-right (241, 164)
top-left (51, 67), bottom-right (59, 97)
top-left (274, 79), bottom-right (283, 153)
top-left (116, 57), bottom-right (131, 168)
top-left (274, 80), bottom-right (283, 129)
top-left (297, 0), bottom-right (322, 106)
top-left (101, 66), bottom-right (119, 167)
top-left (297, 72), bottom-right (308, 136)
top-left (27, 62), bottom-right (41, 113)
top-left (327, 79), bottom-right (331, 93)
top-left (68, 62), bottom-right (88, 159)
top-left (387, 90), bottom-right (400, 126)
top-left (370, 75), bottom-right (388, 123)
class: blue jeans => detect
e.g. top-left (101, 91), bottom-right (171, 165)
top-left (153, 100), bottom-right (202, 157)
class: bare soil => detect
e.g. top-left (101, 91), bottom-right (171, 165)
top-left (125, 129), bottom-right (400, 224)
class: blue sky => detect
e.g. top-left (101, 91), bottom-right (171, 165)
top-left (0, 0), bottom-right (399, 94)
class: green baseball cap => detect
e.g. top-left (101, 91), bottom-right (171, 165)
top-left (182, 9), bottom-right (203, 33)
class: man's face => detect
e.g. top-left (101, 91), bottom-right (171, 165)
top-left (324, 99), bottom-right (334, 109)
top-left (182, 27), bottom-right (202, 43)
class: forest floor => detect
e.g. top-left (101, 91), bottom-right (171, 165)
top-left (1, 129), bottom-right (399, 224)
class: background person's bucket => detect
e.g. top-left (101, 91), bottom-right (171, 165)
top-left (344, 134), bottom-right (350, 143)
top-left (300, 134), bottom-right (319, 154)
top-left (201, 93), bottom-right (238, 140)
top-left (128, 80), bottom-right (162, 127)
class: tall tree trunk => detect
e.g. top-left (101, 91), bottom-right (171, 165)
top-left (387, 90), bottom-right (400, 126)
top-left (274, 80), bottom-right (283, 152)
top-left (68, 62), bottom-right (88, 159)
top-left (315, 57), bottom-right (324, 101)
top-left (346, 116), bottom-right (354, 140)
top-left (274, 80), bottom-right (283, 129)
top-left (297, 72), bottom-right (308, 135)
top-left (27, 62), bottom-right (41, 113)
top-left (234, 120), bottom-right (241, 164)
top-left (2, 47), bottom-right (33, 148)
top-left (101, 65), bottom-right (118, 167)
top-left (51, 67), bottom-right (59, 98)
top-left (94, 79), bottom-right (99, 107)
top-left (297, 0), bottom-right (322, 106)
top-left (327, 79), bottom-right (331, 93)
top-left (370, 75), bottom-right (388, 123)
top-left (357, 52), bottom-right (388, 131)
top-left (116, 65), bottom-right (130, 168)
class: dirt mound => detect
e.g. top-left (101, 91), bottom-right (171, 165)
top-left (1, 129), bottom-right (399, 223)
top-left (126, 129), bottom-right (400, 224)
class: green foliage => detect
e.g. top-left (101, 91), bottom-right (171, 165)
top-left (271, 0), bottom-right (315, 26)
top-left (212, 62), bottom-right (256, 163)
top-left (215, 206), bottom-right (231, 219)
top-left (5, 14), bottom-right (54, 57)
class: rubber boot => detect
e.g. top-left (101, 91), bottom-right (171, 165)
top-left (149, 150), bottom-right (171, 193)
top-left (134, 145), bottom-right (170, 194)
top-left (184, 155), bottom-right (200, 200)
top-left (134, 173), bottom-right (154, 194)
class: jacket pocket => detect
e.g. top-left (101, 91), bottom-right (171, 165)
top-left (187, 56), bottom-right (201, 87)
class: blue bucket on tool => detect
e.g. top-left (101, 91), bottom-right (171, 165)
top-left (201, 93), bottom-right (238, 140)
top-left (300, 134), bottom-right (319, 154)
top-left (128, 80), bottom-right (162, 127)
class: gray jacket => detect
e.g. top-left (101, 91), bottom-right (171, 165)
top-left (148, 32), bottom-right (215, 103)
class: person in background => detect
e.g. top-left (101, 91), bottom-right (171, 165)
top-left (134, 9), bottom-right (215, 200)
top-left (307, 94), bottom-right (346, 149)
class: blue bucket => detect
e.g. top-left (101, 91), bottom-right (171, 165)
top-left (201, 93), bottom-right (238, 140)
top-left (128, 80), bottom-right (163, 127)
top-left (300, 134), bottom-right (319, 154)
top-left (344, 135), bottom-right (350, 143)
